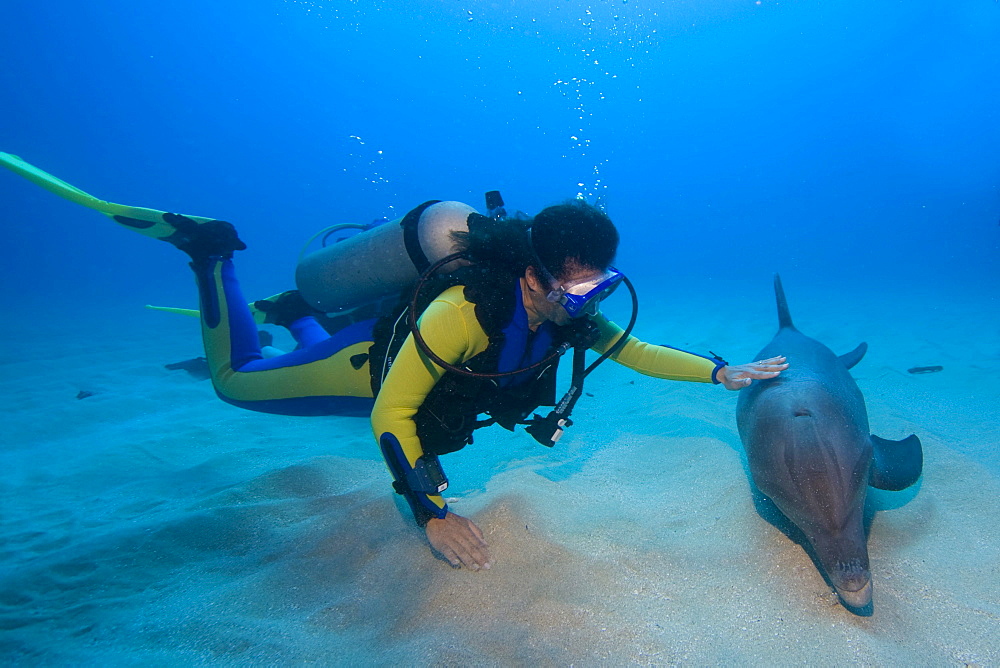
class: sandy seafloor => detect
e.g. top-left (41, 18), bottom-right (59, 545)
top-left (1, 275), bottom-right (998, 666)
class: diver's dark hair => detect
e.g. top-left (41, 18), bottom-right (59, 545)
top-left (450, 199), bottom-right (619, 281)
top-left (450, 213), bottom-right (534, 279)
top-left (531, 200), bottom-right (619, 279)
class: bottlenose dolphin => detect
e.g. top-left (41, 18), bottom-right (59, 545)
top-left (736, 275), bottom-right (922, 611)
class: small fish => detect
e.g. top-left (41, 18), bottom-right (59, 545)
top-left (907, 365), bottom-right (943, 374)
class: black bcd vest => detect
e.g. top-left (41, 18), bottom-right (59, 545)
top-left (368, 266), bottom-right (575, 456)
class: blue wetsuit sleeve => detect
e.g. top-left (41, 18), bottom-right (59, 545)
top-left (379, 432), bottom-right (449, 527)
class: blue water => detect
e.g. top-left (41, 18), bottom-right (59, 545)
top-left (2, 0), bottom-right (999, 663)
top-left (3, 0), bottom-right (997, 305)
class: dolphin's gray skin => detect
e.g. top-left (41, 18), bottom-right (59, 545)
top-left (736, 276), bottom-right (922, 611)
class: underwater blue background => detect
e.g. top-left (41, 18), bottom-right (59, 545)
top-left (2, 0), bottom-right (997, 311)
top-left (3, 1), bottom-right (1000, 663)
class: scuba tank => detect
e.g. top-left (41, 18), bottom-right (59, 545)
top-left (295, 200), bottom-right (476, 313)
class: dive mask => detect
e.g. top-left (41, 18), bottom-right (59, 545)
top-left (546, 267), bottom-right (624, 318)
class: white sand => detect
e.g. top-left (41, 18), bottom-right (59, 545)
top-left (1, 279), bottom-right (998, 665)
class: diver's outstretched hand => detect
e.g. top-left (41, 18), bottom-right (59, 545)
top-left (426, 511), bottom-right (492, 571)
top-left (717, 355), bottom-right (788, 390)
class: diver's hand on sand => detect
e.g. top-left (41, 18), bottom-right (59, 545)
top-left (718, 356), bottom-right (788, 390)
top-left (426, 512), bottom-right (492, 571)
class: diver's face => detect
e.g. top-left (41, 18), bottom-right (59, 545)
top-left (524, 263), bottom-right (607, 327)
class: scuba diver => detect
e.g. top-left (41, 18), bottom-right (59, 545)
top-left (1, 153), bottom-right (788, 571)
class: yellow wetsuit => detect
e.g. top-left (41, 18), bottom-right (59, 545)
top-left (371, 284), bottom-right (722, 524)
top-left (191, 258), bottom-right (721, 526)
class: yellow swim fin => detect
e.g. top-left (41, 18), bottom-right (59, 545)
top-left (144, 305), bottom-right (201, 318)
top-left (0, 151), bottom-right (217, 240)
top-left (145, 291), bottom-right (290, 325)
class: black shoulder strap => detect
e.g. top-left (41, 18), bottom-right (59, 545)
top-left (400, 200), bottom-right (442, 273)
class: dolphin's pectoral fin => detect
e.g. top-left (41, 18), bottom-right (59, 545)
top-left (839, 342), bottom-right (868, 369)
top-left (869, 434), bottom-right (923, 491)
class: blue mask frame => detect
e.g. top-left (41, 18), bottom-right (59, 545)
top-left (547, 267), bottom-right (625, 318)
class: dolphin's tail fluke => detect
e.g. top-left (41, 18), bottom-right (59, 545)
top-left (774, 274), bottom-right (795, 330)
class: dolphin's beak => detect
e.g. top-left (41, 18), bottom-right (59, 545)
top-left (836, 579), bottom-right (873, 609)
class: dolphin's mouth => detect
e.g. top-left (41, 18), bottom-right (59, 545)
top-left (835, 579), bottom-right (873, 609)
top-left (837, 576), bottom-right (871, 594)
top-left (830, 559), bottom-right (873, 608)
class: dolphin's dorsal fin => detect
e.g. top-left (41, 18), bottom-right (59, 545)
top-left (774, 274), bottom-right (795, 330)
top-left (868, 434), bottom-right (923, 491)
top-left (839, 342), bottom-right (868, 369)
